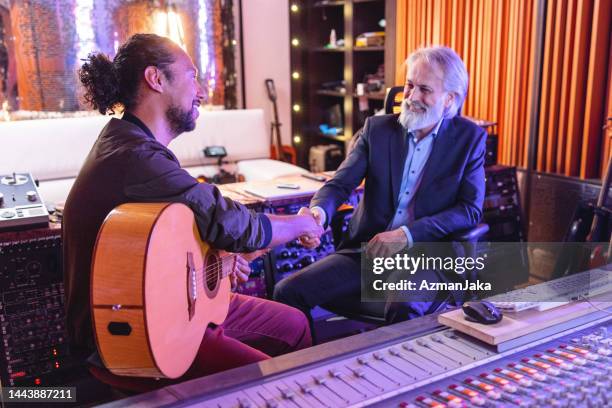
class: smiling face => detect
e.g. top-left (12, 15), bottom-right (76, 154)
top-left (162, 47), bottom-right (204, 136)
top-left (398, 58), bottom-right (454, 132)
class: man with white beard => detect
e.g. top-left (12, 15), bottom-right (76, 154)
top-left (275, 46), bottom-right (487, 327)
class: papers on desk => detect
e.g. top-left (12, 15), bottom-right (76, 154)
top-left (240, 177), bottom-right (322, 200)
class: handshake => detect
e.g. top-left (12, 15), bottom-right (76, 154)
top-left (229, 207), bottom-right (325, 290)
top-left (296, 207), bottom-right (325, 249)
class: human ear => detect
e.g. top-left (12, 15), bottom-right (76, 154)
top-left (143, 66), bottom-right (164, 93)
top-left (444, 92), bottom-right (455, 109)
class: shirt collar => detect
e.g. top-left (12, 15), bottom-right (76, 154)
top-left (121, 111), bottom-right (155, 140)
top-left (408, 117), bottom-right (444, 141)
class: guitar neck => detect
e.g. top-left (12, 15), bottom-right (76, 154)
top-left (270, 99), bottom-right (285, 162)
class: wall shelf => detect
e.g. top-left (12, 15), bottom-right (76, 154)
top-left (289, 0), bottom-right (395, 169)
top-left (316, 90), bottom-right (346, 98)
top-left (353, 46), bottom-right (385, 51)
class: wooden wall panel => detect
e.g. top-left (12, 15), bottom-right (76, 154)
top-left (581, 0), bottom-right (611, 179)
top-left (604, 50), bottom-right (612, 177)
top-left (519, 0), bottom-right (533, 167)
top-left (565, 0), bottom-right (593, 176)
top-left (543, 0), bottom-right (566, 173)
top-left (522, 0), bottom-right (539, 169)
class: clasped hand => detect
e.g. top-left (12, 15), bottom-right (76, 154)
top-left (365, 229), bottom-right (408, 258)
top-left (297, 207), bottom-right (324, 249)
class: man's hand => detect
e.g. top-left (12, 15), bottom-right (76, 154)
top-left (297, 207), bottom-right (323, 249)
top-left (366, 228), bottom-right (408, 259)
top-left (309, 207), bottom-right (325, 226)
top-left (223, 248), bottom-right (271, 291)
top-left (228, 254), bottom-right (253, 291)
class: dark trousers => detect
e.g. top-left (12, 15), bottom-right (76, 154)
top-left (273, 252), bottom-right (454, 329)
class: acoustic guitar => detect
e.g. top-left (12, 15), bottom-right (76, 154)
top-left (91, 202), bottom-right (236, 378)
top-left (265, 78), bottom-right (297, 164)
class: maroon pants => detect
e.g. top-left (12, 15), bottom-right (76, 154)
top-left (90, 294), bottom-right (312, 393)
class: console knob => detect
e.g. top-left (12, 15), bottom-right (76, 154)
top-left (278, 250), bottom-right (290, 259)
top-left (299, 255), bottom-right (316, 266)
top-left (281, 263), bottom-right (293, 272)
top-left (26, 191), bottom-right (37, 202)
top-left (0, 210), bottom-right (14, 218)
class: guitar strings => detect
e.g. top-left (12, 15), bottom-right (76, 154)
top-left (192, 256), bottom-right (238, 286)
top-left (182, 253), bottom-right (252, 287)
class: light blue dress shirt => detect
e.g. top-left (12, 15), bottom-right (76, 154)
top-left (388, 119), bottom-right (443, 248)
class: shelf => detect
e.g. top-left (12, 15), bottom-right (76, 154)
top-left (316, 90), bottom-right (346, 98)
top-left (353, 92), bottom-right (386, 100)
top-left (354, 46), bottom-right (384, 51)
top-left (317, 132), bottom-right (352, 143)
top-left (289, 0), bottom-right (390, 168)
top-left (313, 0), bottom-right (345, 7)
top-left (312, 47), bottom-right (346, 53)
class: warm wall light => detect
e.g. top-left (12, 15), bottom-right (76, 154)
top-left (293, 135), bottom-right (302, 144)
top-left (292, 71), bottom-right (300, 79)
top-left (293, 104), bottom-right (301, 112)
top-left (75, 0), bottom-right (95, 64)
top-left (291, 38), bottom-right (300, 46)
top-left (291, 4), bottom-right (299, 13)
top-left (153, 8), bottom-right (186, 49)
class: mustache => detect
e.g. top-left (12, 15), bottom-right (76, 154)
top-left (402, 99), bottom-right (427, 112)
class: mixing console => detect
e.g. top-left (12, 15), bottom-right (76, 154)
top-left (195, 316), bottom-right (611, 407)
top-left (0, 228), bottom-right (76, 386)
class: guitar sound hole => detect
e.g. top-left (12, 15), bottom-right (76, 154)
top-left (205, 254), bottom-right (220, 291)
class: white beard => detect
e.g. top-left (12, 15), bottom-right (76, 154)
top-left (398, 98), bottom-right (446, 131)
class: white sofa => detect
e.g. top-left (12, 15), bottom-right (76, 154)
top-left (0, 109), bottom-right (307, 205)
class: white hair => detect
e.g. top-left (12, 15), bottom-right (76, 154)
top-left (406, 46), bottom-right (468, 118)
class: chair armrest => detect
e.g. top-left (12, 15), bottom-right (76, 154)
top-left (448, 223), bottom-right (489, 242)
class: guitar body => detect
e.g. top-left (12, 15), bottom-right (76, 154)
top-left (266, 78), bottom-right (297, 165)
top-left (91, 202), bottom-right (231, 378)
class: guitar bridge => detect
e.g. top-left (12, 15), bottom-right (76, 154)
top-left (186, 252), bottom-right (197, 321)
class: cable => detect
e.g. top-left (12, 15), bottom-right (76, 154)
top-left (579, 294), bottom-right (612, 315)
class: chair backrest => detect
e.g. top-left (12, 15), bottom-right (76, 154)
top-left (384, 86), bottom-right (404, 114)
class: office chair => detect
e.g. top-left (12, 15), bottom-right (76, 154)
top-left (322, 86), bottom-right (489, 324)
top-left (384, 85), bottom-right (405, 114)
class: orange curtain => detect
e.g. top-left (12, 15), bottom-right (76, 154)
top-left (604, 59), bottom-right (612, 176)
top-left (394, 0), bottom-right (611, 179)
top-left (538, 0), bottom-right (611, 178)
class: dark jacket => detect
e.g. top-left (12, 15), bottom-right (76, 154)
top-left (62, 117), bottom-right (270, 353)
top-left (311, 113), bottom-right (486, 250)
